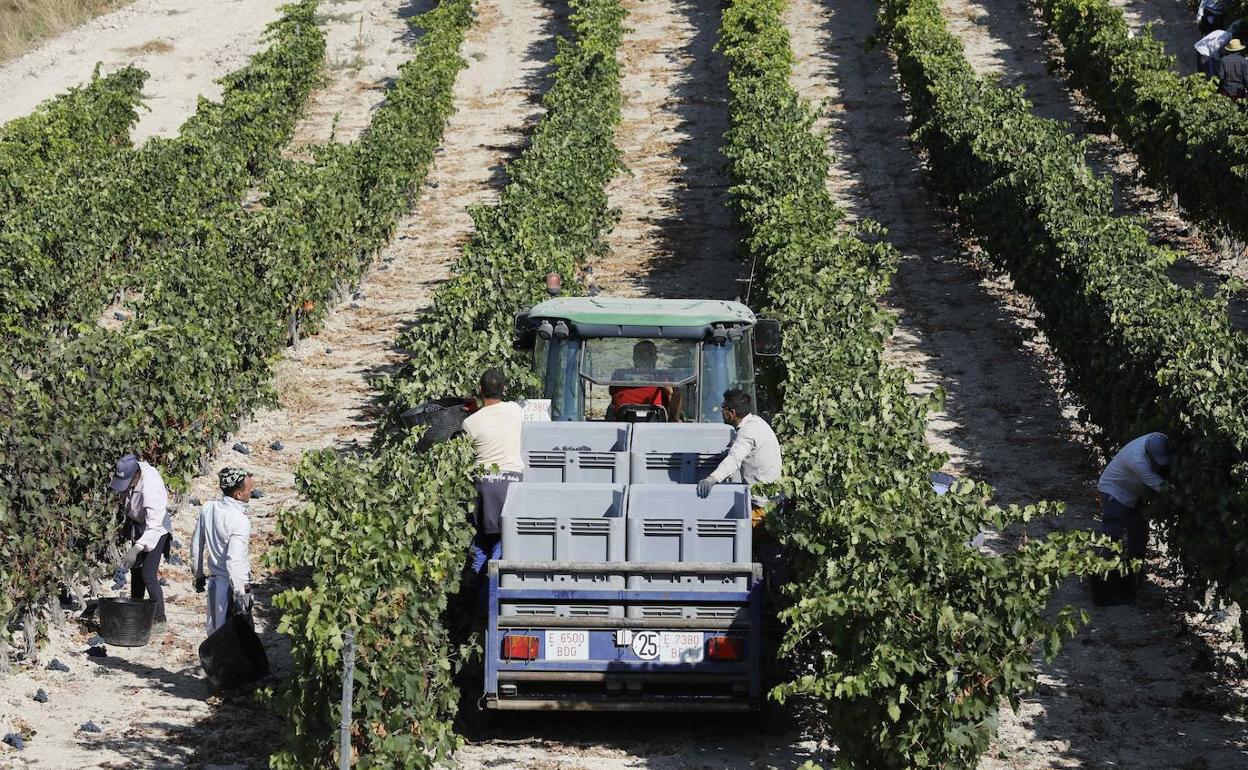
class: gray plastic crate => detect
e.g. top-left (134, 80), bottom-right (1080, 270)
top-left (628, 423), bottom-right (741, 484)
top-left (522, 422), bottom-right (630, 452)
top-left (500, 483), bottom-right (626, 588)
top-left (624, 484), bottom-right (751, 600)
top-left (522, 422), bottom-right (631, 483)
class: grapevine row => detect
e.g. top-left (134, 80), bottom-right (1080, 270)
top-left (880, 0), bottom-right (1248, 625)
top-left (0, 66), bottom-right (145, 218)
top-left (267, 0), bottom-right (626, 764)
top-left (0, 0), bottom-right (463, 665)
top-left (1032, 0), bottom-right (1248, 244)
top-left (719, 1), bottom-right (1107, 766)
top-left (0, 0), bottom-right (325, 344)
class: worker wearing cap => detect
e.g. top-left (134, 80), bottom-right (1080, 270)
top-left (191, 467), bottom-right (255, 635)
top-left (1097, 432), bottom-right (1174, 563)
top-left (110, 453), bottom-right (173, 626)
top-left (696, 388), bottom-right (783, 525)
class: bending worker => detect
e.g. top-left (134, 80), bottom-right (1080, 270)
top-left (191, 467), bottom-right (255, 635)
top-left (1097, 432), bottom-right (1173, 564)
top-left (461, 368), bottom-right (524, 576)
top-left (110, 453), bottom-right (173, 629)
top-left (696, 388), bottom-right (783, 524)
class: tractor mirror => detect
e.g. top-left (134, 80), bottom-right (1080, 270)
top-left (512, 312), bottom-right (535, 351)
top-left (753, 319), bottom-right (782, 357)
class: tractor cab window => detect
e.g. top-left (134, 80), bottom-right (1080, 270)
top-left (699, 335), bottom-right (755, 422)
top-left (581, 338), bottom-right (697, 421)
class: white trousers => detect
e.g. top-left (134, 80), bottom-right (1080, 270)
top-left (206, 577), bottom-right (232, 636)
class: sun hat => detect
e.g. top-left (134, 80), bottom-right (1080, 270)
top-left (219, 466), bottom-right (252, 492)
top-left (110, 454), bottom-right (139, 492)
top-left (1145, 433), bottom-right (1172, 467)
top-left (1227, 38), bottom-right (1245, 53)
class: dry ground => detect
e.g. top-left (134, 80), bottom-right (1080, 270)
top-left (0, 0), bottom-right (287, 142)
top-left (0, 0), bottom-right (128, 62)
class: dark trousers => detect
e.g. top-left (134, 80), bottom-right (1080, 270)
top-left (131, 533), bottom-right (170, 622)
top-left (1099, 492), bottom-right (1147, 562)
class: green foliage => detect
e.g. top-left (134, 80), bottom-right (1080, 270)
top-left (267, 0), bottom-right (626, 764)
top-left (721, 0), bottom-right (1111, 767)
top-left (0, 65), bottom-right (146, 219)
top-left (880, 0), bottom-right (1248, 630)
top-left (0, 0), bottom-right (470, 663)
top-left (0, 0), bottom-right (325, 344)
top-left (269, 436), bottom-right (477, 769)
top-left (1035, 0), bottom-right (1248, 242)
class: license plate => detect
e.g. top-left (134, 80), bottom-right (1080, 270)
top-left (545, 630), bottom-right (589, 660)
top-left (658, 631), bottom-right (704, 663)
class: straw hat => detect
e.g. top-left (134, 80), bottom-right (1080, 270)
top-left (1227, 38), bottom-right (1246, 53)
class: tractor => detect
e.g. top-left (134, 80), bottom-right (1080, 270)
top-left (481, 296), bottom-right (781, 712)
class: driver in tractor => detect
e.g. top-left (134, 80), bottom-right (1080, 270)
top-left (607, 340), bottom-right (684, 421)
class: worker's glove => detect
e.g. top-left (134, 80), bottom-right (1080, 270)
top-left (194, 575), bottom-right (206, 594)
top-left (233, 590), bottom-right (254, 617)
top-left (696, 478), bottom-right (716, 498)
top-left (119, 543), bottom-right (143, 569)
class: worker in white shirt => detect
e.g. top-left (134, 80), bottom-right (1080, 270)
top-left (461, 368), bottom-right (524, 579)
top-left (110, 453), bottom-right (173, 626)
top-left (1097, 432), bottom-right (1174, 564)
top-left (696, 388), bottom-right (784, 526)
top-left (191, 467), bottom-right (255, 635)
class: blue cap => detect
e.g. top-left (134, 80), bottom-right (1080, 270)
top-left (1145, 433), bottom-right (1172, 467)
top-left (110, 454), bottom-right (139, 492)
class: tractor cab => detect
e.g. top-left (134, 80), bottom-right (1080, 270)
top-left (514, 297), bottom-right (781, 422)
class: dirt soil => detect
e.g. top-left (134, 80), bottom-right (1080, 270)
top-left (0, 0), bottom-right (289, 143)
top-left (786, 0), bottom-right (1248, 767)
top-left (289, 0), bottom-right (424, 147)
top-left (0, 0), bottom-right (556, 766)
top-left (592, 0), bottom-right (746, 301)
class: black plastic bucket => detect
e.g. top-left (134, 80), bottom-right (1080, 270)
top-left (98, 597), bottom-right (156, 647)
top-left (401, 397), bottom-right (468, 452)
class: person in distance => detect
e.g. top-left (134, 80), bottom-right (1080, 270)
top-left (110, 453), bottom-right (174, 629)
top-left (1097, 432), bottom-right (1174, 570)
top-left (462, 368), bottom-right (524, 590)
top-left (696, 388), bottom-right (783, 528)
top-left (545, 271), bottom-right (563, 297)
top-left (191, 467), bottom-right (255, 635)
top-left (1218, 38), bottom-right (1248, 98)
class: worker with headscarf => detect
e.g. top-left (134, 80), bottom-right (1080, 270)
top-left (191, 467), bottom-right (255, 635)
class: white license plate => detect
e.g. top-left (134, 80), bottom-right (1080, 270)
top-left (545, 630), bottom-right (589, 660)
top-left (658, 631), bottom-right (704, 663)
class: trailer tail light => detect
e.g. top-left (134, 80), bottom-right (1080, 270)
top-left (707, 636), bottom-right (744, 661)
top-left (502, 635), bottom-right (539, 660)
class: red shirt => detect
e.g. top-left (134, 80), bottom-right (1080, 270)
top-left (609, 385), bottom-right (670, 409)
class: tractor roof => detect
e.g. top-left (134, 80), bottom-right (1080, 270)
top-left (526, 297), bottom-right (756, 328)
